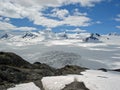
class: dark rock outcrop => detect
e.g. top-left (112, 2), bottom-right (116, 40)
top-left (62, 81), bottom-right (89, 90)
top-left (112, 69), bottom-right (120, 72)
top-left (22, 32), bottom-right (38, 38)
top-left (0, 52), bottom-right (32, 68)
top-left (56, 65), bottom-right (87, 75)
top-left (98, 68), bottom-right (107, 72)
top-left (0, 33), bottom-right (9, 39)
top-left (0, 65), bottom-right (27, 83)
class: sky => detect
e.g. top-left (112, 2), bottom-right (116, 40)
top-left (0, 0), bottom-right (120, 34)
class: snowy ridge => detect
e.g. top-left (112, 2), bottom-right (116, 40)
top-left (0, 31), bottom-right (102, 44)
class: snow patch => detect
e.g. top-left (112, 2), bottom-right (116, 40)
top-left (7, 82), bottom-right (40, 90)
top-left (42, 70), bottom-right (120, 90)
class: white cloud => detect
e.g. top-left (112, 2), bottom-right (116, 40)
top-left (116, 26), bottom-right (120, 29)
top-left (51, 8), bottom-right (69, 19)
top-left (0, 21), bottom-right (36, 31)
top-left (34, 15), bottom-right (91, 28)
top-left (66, 28), bottom-right (86, 32)
top-left (0, 17), bottom-right (10, 22)
top-left (62, 15), bottom-right (91, 27)
top-left (4, 18), bottom-right (10, 22)
top-left (115, 14), bottom-right (120, 21)
top-left (73, 8), bottom-right (87, 16)
top-left (0, 0), bottom-right (102, 30)
top-left (16, 27), bottom-right (37, 31)
top-left (0, 21), bottom-right (16, 30)
top-left (96, 21), bottom-right (102, 24)
top-left (62, 0), bottom-right (103, 7)
top-left (78, 0), bottom-right (103, 7)
top-left (115, 14), bottom-right (120, 29)
top-left (0, 0), bottom-right (102, 19)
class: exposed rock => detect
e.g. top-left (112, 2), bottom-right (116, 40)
top-left (62, 81), bottom-right (89, 90)
top-left (0, 52), bottom-right (32, 68)
top-left (83, 33), bottom-right (101, 43)
top-left (98, 68), bottom-right (107, 72)
top-left (22, 32), bottom-right (38, 38)
top-left (34, 80), bottom-right (45, 90)
top-left (112, 69), bottom-right (120, 72)
top-left (0, 33), bottom-right (9, 39)
top-left (0, 65), bottom-right (27, 83)
top-left (0, 65), bottom-right (28, 90)
top-left (56, 65), bottom-right (87, 75)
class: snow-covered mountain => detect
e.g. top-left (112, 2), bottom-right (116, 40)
top-left (0, 31), bottom-right (120, 46)
top-left (0, 33), bottom-right (13, 39)
top-left (0, 31), bottom-right (102, 42)
top-left (22, 32), bottom-right (38, 38)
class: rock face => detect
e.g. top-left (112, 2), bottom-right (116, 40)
top-left (22, 32), bottom-right (38, 38)
top-left (62, 81), bottom-right (89, 90)
top-left (83, 33), bottom-right (101, 43)
top-left (0, 52), bottom-right (31, 68)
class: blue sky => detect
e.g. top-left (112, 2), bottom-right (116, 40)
top-left (0, 0), bottom-right (120, 34)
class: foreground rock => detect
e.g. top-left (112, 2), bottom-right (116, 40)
top-left (56, 65), bottom-right (87, 75)
top-left (112, 69), bottom-right (120, 72)
top-left (0, 52), bottom-right (87, 90)
top-left (0, 52), bottom-right (31, 68)
top-left (62, 81), bottom-right (89, 90)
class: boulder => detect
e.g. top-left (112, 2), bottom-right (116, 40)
top-left (98, 68), bottom-right (107, 72)
top-left (112, 69), bottom-right (120, 72)
top-left (56, 65), bottom-right (87, 75)
top-left (62, 81), bottom-right (89, 90)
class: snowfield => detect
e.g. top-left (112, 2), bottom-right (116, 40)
top-left (42, 70), bottom-right (120, 90)
top-left (7, 82), bottom-right (40, 90)
top-left (0, 35), bottom-right (120, 69)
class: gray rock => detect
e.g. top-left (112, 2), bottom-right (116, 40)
top-left (56, 65), bottom-right (87, 75)
top-left (0, 52), bottom-right (32, 68)
top-left (62, 81), bottom-right (89, 90)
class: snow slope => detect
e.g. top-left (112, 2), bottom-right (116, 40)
top-left (42, 70), bottom-right (120, 90)
top-left (7, 82), bottom-right (40, 90)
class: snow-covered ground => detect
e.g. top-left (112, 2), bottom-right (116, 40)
top-left (7, 82), bottom-right (40, 90)
top-left (0, 33), bottom-right (120, 69)
top-left (42, 70), bottom-right (120, 90)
